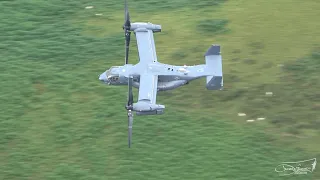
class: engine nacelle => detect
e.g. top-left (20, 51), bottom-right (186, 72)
top-left (132, 80), bottom-right (188, 91)
top-left (130, 22), bottom-right (161, 32)
top-left (157, 80), bottom-right (188, 91)
top-left (133, 100), bottom-right (165, 111)
top-left (136, 109), bottom-right (164, 116)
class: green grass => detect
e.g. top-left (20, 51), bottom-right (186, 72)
top-left (197, 19), bottom-right (230, 34)
top-left (1, 0), bottom-right (320, 179)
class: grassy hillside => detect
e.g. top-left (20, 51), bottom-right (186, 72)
top-left (1, 0), bottom-right (319, 179)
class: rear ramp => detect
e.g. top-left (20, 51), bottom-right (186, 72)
top-left (205, 45), bottom-right (223, 90)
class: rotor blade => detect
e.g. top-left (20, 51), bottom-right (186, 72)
top-left (124, 0), bottom-right (131, 26)
top-left (125, 31), bottom-right (131, 64)
top-left (124, 0), bottom-right (127, 21)
top-left (127, 76), bottom-right (133, 106)
top-left (123, 0), bottom-right (131, 64)
top-left (128, 110), bottom-right (133, 148)
top-left (124, 0), bottom-right (127, 22)
top-left (127, 11), bottom-right (130, 24)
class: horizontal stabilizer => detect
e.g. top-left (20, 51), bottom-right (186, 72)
top-left (205, 45), bottom-right (223, 90)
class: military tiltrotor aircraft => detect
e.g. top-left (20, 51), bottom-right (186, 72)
top-left (99, 0), bottom-right (223, 147)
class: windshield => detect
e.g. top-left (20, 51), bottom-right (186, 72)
top-left (106, 66), bottom-right (120, 78)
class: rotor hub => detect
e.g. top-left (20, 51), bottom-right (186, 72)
top-left (125, 105), bottom-right (133, 111)
top-left (123, 24), bottom-right (130, 30)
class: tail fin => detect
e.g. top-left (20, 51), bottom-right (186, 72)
top-left (205, 45), bottom-right (223, 90)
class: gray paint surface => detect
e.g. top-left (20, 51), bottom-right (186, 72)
top-left (99, 22), bottom-right (223, 115)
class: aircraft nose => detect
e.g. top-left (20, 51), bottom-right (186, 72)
top-left (99, 72), bottom-right (107, 82)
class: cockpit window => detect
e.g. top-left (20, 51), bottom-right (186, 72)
top-left (110, 66), bottom-right (119, 72)
top-left (106, 67), bottom-right (120, 82)
top-left (106, 66), bottom-right (120, 78)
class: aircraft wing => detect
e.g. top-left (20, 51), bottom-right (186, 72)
top-left (137, 73), bottom-right (158, 104)
top-left (132, 73), bottom-right (165, 114)
top-left (132, 29), bottom-right (164, 114)
top-left (135, 29), bottom-right (158, 64)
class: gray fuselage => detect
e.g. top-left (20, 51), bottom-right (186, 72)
top-left (99, 62), bottom-right (211, 91)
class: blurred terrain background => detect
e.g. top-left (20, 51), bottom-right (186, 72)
top-left (0, 0), bottom-right (319, 179)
